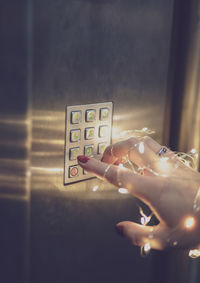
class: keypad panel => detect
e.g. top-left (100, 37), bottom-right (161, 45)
top-left (64, 102), bottom-right (113, 185)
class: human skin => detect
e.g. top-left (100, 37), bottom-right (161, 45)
top-left (77, 136), bottom-right (200, 250)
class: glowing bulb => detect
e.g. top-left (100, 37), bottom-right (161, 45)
top-left (184, 216), bottom-right (195, 229)
top-left (144, 242), bottom-right (151, 253)
top-left (118, 188), bottom-right (128, 194)
top-left (118, 163), bottom-right (124, 169)
top-left (191, 148), bottom-right (196, 154)
top-left (142, 127), bottom-right (148, 132)
top-left (189, 249), bottom-right (200, 258)
top-left (138, 142), bottom-right (145, 154)
top-left (92, 185), bottom-right (99, 192)
top-left (140, 215), bottom-right (151, 225)
top-left (119, 130), bottom-right (127, 137)
top-left (139, 207), bottom-right (152, 225)
top-left (157, 157), bottom-right (170, 173)
top-left (160, 157), bottom-right (169, 162)
top-left (185, 161), bottom-right (190, 167)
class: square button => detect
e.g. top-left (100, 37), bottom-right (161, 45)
top-left (69, 147), bottom-right (80, 161)
top-left (84, 144), bottom-right (94, 157)
top-left (70, 129), bottom-right (81, 142)
top-left (85, 127), bottom-right (95, 140)
top-left (69, 165), bottom-right (79, 178)
top-left (85, 109), bottom-right (96, 122)
top-left (71, 111), bottom-right (82, 124)
top-left (100, 108), bottom-right (109, 121)
top-left (99, 126), bottom-right (108, 138)
top-left (98, 143), bottom-right (107, 154)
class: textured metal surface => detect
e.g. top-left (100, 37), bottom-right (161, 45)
top-left (0, 0), bottom-right (32, 282)
top-left (64, 102), bottom-right (113, 184)
top-left (31, 1), bottom-right (175, 283)
top-left (2, 0), bottom-right (200, 282)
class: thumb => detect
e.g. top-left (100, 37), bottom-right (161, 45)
top-left (115, 221), bottom-right (164, 250)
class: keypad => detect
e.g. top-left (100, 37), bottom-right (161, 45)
top-left (64, 102), bottom-right (113, 185)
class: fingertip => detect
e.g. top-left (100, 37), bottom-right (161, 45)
top-left (77, 155), bottom-right (90, 164)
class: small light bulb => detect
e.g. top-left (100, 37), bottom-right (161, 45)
top-left (144, 242), bottom-right (151, 253)
top-left (191, 148), bottom-right (196, 154)
top-left (141, 216), bottom-right (146, 225)
top-left (92, 185), bottom-right (99, 192)
top-left (184, 216), bottom-right (195, 229)
top-left (142, 127), bottom-right (148, 132)
top-left (140, 215), bottom-right (151, 225)
top-left (119, 130), bottom-right (126, 137)
top-left (185, 161), bottom-right (190, 167)
top-left (157, 157), bottom-right (170, 173)
top-left (118, 188), bottom-right (128, 194)
top-left (118, 163), bottom-right (124, 169)
top-left (138, 142), bottom-right (145, 154)
top-left (189, 249), bottom-right (200, 258)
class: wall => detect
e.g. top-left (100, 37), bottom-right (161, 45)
top-left (31, 1), bottom-right (174, 283)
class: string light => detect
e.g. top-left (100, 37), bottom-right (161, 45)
top-left (184, 216), bottom-right (196, 229)
top-left (118, 188), bottom-right (129, 194)
top-left (189, 249), bottom-right (200, 258)
top-left (142, 242), bottom-right (151, 255)
top-left (118, 163), bottom-right (125, 169)
top-left (92, 185), bottom-right (99, 192)
top-left (156, 157), bottom-right (170, 175)
top-left (138, 142), bottom-right (145, 154)
top-left (190, 148), bottom-right (196, 154)
top-left (117, 128), bottom-right (199, 257)
top-left (139, 206), bottom-right (152, 226)
top-left (90, 127), bottom-right (200, 257)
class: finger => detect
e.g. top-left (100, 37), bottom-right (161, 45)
top-left (101, 138), bottom-right (137, 164)
top-left (115, 221), bottom-right (166, 250)
top-left (77, 156), bottom-right (164, 205)
top-left (102, 137), bottom-right (159, 168)
top-left (142, 168), bottom-right (155, 176)
top-left (142, 136), bottom-right (176, 158)
top-left (141, 137), bottom-right (189, 175)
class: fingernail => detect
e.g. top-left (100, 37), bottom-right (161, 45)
top-left (115, 225), bottom-right (124, 237)
top-left (114, 159), bottom-right (122, 165)
top-left (77, 155), bottom-right (90, 163)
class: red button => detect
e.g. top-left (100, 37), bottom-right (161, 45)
top-left (69, 166), bottom-right (78, 177)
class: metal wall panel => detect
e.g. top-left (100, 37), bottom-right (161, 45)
top-left (30, 1), bottom-right (175, 283)
top-left (0, 1), bottom-right (32, 282)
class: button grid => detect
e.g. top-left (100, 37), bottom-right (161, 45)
top-left (64, 102), bottom-right (113, 185)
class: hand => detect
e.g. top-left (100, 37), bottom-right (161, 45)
top-left (77, 136), bottom-right (200, 250)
